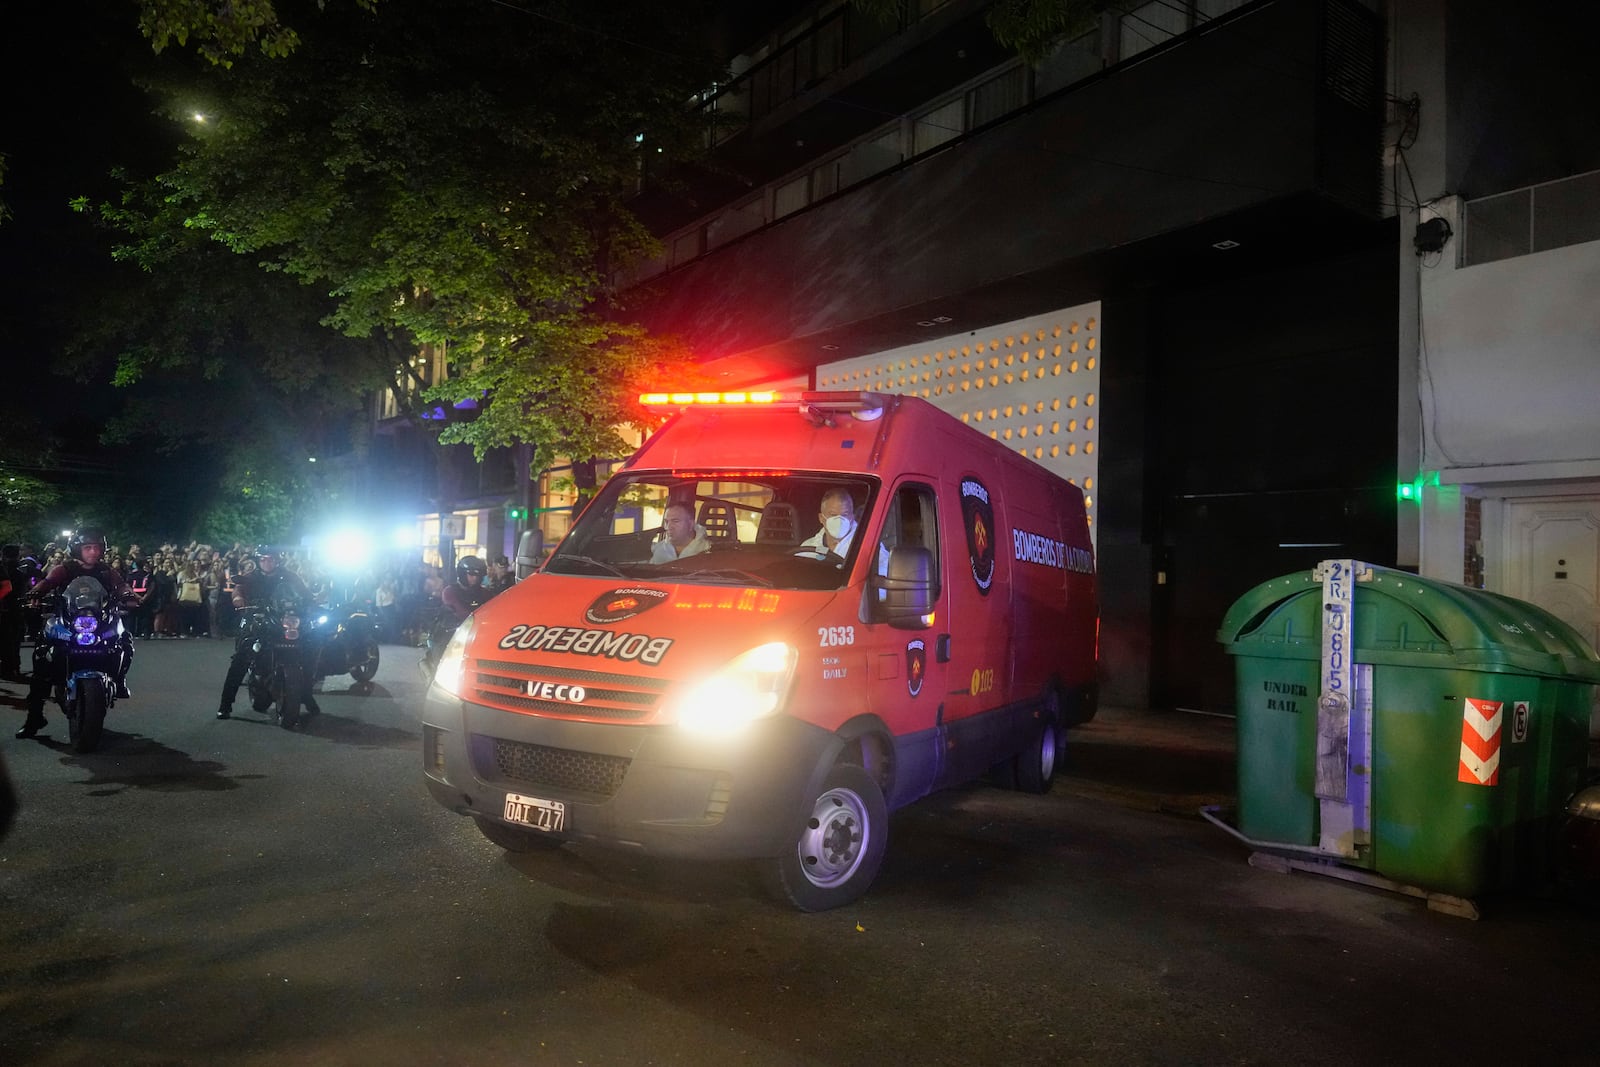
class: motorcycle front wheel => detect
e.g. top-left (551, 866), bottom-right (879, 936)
top-left (70, 676), bottom-right (108, 754)
top-left (248, 667), bottom-right (274, 712)
top-left (349, 638), bottom-right (380, 685)
top-left (274, 663), bottom-right (306, 730)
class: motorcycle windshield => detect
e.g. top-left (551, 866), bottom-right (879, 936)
top-left (64, 576), bottom-right (108, 614)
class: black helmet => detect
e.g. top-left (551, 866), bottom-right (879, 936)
top-left (71, 529), bottom-right (108, 559)
top-left (255, 545), bottom-right (283, 564)
top-left (456, 555), bottom-right (487, 581)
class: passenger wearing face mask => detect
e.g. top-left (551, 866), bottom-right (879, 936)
top-left (796, 488), bottom-right (860, 560)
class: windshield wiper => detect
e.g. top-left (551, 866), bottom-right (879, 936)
top-left (549, 555), bottom-right (627, 577)
top-left (678, 568), bottom-right (775, 588)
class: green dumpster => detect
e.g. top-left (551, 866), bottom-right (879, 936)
top-left (1218, 561), bottom-right (1600, 901)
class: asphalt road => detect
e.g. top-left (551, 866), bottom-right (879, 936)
top-left (3, 637), bottom-right (1599, 1066)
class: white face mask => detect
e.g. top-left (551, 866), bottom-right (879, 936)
top-left (824, 514), bottom-right (854, 541)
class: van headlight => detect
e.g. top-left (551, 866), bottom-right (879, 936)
top-left (431, 616), bottom-right (476, 698)
top-left (673, 642), bottom-right (798, 734)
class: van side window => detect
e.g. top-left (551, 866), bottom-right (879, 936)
top-left (877, 484), bottom-right (939, 596)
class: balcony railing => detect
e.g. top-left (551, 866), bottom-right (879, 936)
top-left (626, 0), bottom-right (1364, 289)
top-left (696, 1), bottom-right (956, 148)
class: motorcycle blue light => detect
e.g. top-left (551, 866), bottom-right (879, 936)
top-left (72, 616), bottom-right (98, 633)
top-left (75, 632), bottom-right (97, 646)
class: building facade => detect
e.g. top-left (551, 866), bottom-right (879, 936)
top-left (625, 0), bottom-right (1397, 711)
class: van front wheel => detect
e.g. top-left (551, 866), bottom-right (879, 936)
top-left (766, 764), bottom-right (888, 912)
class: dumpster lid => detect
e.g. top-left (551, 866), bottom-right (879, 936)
top-left (1218, 562), bottom-right (1600, 681)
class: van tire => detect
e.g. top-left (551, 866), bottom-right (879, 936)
top-left (766, 764), bottom-right (888, 912)
top-left (1013, 720), bottom-right (1061, 794)
top-left (473, 816), bottom-right (565, 853)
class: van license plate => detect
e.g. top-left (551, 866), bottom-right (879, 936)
top-left (503, 792), bottom-right (565, 833)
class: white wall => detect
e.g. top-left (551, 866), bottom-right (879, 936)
top-left (1419, 210), bottom-right (1600, 473)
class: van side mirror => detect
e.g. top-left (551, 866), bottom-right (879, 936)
top-left (514, 529), bottom-right (545, 581)
top-left (874, 545), bottom-right (934, 629)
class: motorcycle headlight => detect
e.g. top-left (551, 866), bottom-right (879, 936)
top-left (671, 642), bottom-right (797, 735)
top-left (72, 615), bottom-right (98, 634)
top-left (431, 616), bottom-right (476, 698)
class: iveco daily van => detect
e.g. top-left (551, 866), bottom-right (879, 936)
top-left (423, 390), bottom-right (1098, 909)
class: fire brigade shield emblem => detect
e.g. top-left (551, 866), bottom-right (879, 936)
top-left (906, 639), bottom-right (926, 697)
top-left (960, 476), bottom-right (996, 594)
top-left (584, 586), bottom-right (669, 624)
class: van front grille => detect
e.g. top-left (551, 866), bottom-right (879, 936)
top-left (470, 658), bottom-right (670, 722)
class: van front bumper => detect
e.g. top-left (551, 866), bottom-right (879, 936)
top-left (421, 686), bottom-right (836, 859)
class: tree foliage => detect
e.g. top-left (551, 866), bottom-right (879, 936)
top-left (853, 0), bottom-right (1112, 62)
top-left (100, 0), bottom-right (724, 481)
top-left (136, 0), bottom-right (377, 66)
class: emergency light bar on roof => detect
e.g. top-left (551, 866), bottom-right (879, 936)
top-left (639, 390), bottom-right (888, 422)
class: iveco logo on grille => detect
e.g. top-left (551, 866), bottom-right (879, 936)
top-left (525, 681), bottom-right (588, 703)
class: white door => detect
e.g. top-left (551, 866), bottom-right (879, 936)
top-left (1504, 496), bottom-right (1600, 735)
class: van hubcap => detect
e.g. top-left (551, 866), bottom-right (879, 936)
top-left (798, 787), bottom-right (869, 888)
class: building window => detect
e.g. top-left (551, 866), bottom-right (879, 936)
top-left (913, 98), bottom-right (964, 155)
top-left (774, 174), bottom-right (810, 219)
top-left (968, 66), bottom-right (1026, 128)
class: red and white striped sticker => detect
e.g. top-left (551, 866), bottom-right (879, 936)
top-left (1458, 698), bottom-right (1503, 786)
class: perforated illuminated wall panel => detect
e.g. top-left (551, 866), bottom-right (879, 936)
top-left (816, 303), bottom-right (1102, 542)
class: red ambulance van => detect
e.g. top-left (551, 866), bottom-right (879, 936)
top-left (422, 391), bottom-right (1098, 910)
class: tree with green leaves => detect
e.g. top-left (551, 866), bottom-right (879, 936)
top-left (91, 0), bottom-right (723, 492)
top-left (136, 0), bottom-right (377, 66)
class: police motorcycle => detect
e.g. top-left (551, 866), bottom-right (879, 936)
top-left (37, 577), bottom-right (133, 753)
top-left (304, 599), bottom-right (381, 691)
top-left (240, 585), bottom-right (316, 730)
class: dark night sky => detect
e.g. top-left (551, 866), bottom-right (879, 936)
top-left (2, 6), bottom-right (204, 533)
top-left (3, 6), bottom-right (169, 384)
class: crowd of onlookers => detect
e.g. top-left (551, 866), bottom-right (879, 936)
top-left (18, 539), bottom-right (517, 645)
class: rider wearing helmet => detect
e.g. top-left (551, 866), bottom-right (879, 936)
top-left (440, 555), bottom-right (494, 623)
top-left (16, 529), bottom-right (138, 739)
top-left (215, 545), bottom-right (316, 720)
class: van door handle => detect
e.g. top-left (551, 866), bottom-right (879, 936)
top-left (936, 634), bottom-right (952, 663)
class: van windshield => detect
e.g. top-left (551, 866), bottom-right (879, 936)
top-left (544, 471), bottom-right (880, 592)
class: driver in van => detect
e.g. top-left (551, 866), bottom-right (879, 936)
top-left (796, 488), bottom-right (859, 559)
top-left (650, 502), bottom-right (710, 564)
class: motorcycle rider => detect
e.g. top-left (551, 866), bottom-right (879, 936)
top-left (423, 556), bottom-right (493, 671)
top-left (16, 529), bottom-right (138, 740)
top-left (215, 545), bottom-right (318, 720)
top-left (440, 555), bottom-right (495, 622)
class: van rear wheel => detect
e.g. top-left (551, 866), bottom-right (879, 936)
top-left (1013, 719), bottom-right (1061, 794)
top-left (765, 764), bottom-right (887, 912)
